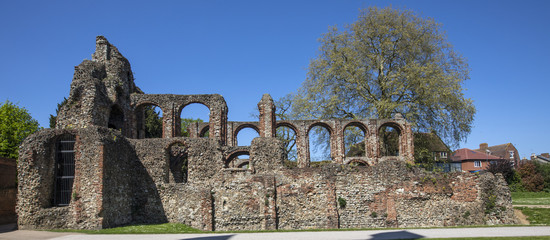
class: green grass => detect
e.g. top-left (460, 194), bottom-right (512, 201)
top-left (428, 238), bottom-right (550, 240)
top-left (50, 223), bottom-right (203, 234)
top-left (515, 207), bottom-right (550, 225)
top-left (512, 192), bottom-right (550, 205)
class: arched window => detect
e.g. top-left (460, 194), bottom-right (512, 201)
top-left (344, 124), bottom-right (366, 157)
top-left (308, 124), bottom-right (332, 166)
top-left (53, 134), bottom-right (76, 206)
top-left (225, 151), bottom-right (250, 169)
top-left (179, 103), bottom-right (210, 137)
top-left (276, 124), bottom-right (297, 167)
top-left (379, 124), bottom-right (401, 157)
top-left (136, 103), bottom-right (163, 138)
top-left (235, 126), bottom-right (259, 146)
top-left (169, 143), bottom-right (187, 183)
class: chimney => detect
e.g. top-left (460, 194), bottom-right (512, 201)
top-left (480, 143), bottom-right (488, 151)
top-left (542, 153), bottom-right (550, 158)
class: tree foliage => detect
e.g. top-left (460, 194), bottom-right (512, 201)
top-left (487, 159), bottom-right (517, 185)
top-left (144, 105), bottom-right (163, 138)
top-left (0, 100), bottom-right (40, 158)
top-left (517, 162), bottom-right (545, 192)
top-left (291, 7), bottom-right (475, 148)
top-left (274, 95), bottom-right (297, 162)
top-left (181, 118), bottom-right (205, 137)
top-left (49, 97), bottom-right (68, 128)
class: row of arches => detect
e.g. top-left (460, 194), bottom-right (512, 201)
top-left (195, 120), bottom-right (406, 167)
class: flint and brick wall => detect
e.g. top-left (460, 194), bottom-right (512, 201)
top-left (17, 36), bottom-right (518, 231)
top-left (0, 157), bottom-right (17, 224)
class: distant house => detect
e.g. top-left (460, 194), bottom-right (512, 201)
top-left (413, 132), bottom-right (458, 171)
top-left (414, 132), bottom-right (451, 161)
top-left (451, 148), bottom-right (503, 172)
top-left (475, 143), bottom-right (520, 168)
top-left (531, 153), bottom-right (550, 164)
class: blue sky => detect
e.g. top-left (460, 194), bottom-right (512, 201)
top-left (1, 0), bottom-right (548, 158)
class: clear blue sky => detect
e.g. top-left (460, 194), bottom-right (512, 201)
top-left (1, 0), bottom-right (548, 158)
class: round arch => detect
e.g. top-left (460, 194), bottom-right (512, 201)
top-left (306, 122), bottom-right (334, 136)
top-left (224, 149), bottom-right (251, 168)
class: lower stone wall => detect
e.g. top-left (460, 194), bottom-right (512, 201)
top-left (17, 130), bottom-right (518, 231)
top-left (0, 157), bottom-right (17, 224)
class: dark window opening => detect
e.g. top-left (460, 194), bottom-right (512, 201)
top-left (108, 105), bottom-right (124, 131)
top-left (169, 143), bottom-right (188, 183)
top-left (53, 135), bottom-right (76, 206)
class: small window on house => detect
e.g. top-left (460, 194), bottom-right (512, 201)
top-left (440, 152), bottom-right (448, 159)
top-left (509, 151), bottom-right (514, 158)
top-left (474, 160), bottom-right (481, 168)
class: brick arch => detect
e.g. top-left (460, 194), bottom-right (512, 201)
top-left (276, 121), bottom-right (299, 137)
top-left (347, 159), bottom-right (369, 166)
top-left (224, 148), bottom-right (250, 168)
top-left (199, 125), bottom-right (210, 137)
top-left (341, 121), bottom-right (369, 158)
top-left (342, 121), bottom-right (368, 136)
top-left (233, 123), bottom-right (260, 146)
top-left (134, 101), bottom-right (166, 139)
top-left (377, 121), bottom-right (405, 157)
top-left (306, 121), bottom-right (334, 135)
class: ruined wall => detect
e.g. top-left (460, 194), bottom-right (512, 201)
top-left (0, 157), bottom-right (17, 224)
top-left (56, 36), bottom-right (141, 137)
top-left (17, 36), bottom-right (518, 231)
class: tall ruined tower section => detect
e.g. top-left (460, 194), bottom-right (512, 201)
top-left (56, 36), bottom-right (141, 137)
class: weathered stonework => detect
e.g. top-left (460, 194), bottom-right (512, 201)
top-left (17, 36), bottom-right (518, 231)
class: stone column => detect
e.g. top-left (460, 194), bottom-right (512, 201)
top-left (296, 123), bottom-right (309, 168)
top-left (332, 121), bottom-right (344, 164)
top-left (257, 94), bottom-right (276, 138)
top-left (163, 103), bottom-right (176, 138)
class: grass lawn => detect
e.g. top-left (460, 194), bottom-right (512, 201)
top-left (515, 207), bottom-right (550, 225)
top-left (512, 192), bottom-right (550, 205)
top-left (51, 223), bottom-right (202, 234)
top-left (428, 238), bottom-right (550, 240)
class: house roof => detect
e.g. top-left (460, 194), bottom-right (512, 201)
top-left (451, 148), bottom-right (503, 162)
top-left (414, 132), bottom-right (450, 152)
top-left (475, 143), bottom-right (516, 158)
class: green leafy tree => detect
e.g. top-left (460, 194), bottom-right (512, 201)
top-left (49, 97), bottom-right (68, 128)
top-left (144, 106), bottom-right (163, 138)
top-left (534, 161), bottom-right (550, 192)
top-left (0, 100), bottom-right (40, 158)
top-left (181, 118), bottom-right (205, 137)
top-left (291, 7), bottom-right (475, 148)
top-left (517, 162), bottom-right (544, 192)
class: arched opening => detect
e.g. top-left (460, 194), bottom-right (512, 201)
top-left (308, 124), bottom-right (332, 166)
top-left (108, 105), bottom-right (124, 131)
top-left (348, 159), bottom-right (368, 166)
top-left (53, 134), bottom-right (75, 206)
top-left (225, 151), bottom-right (250, 169)
top-left (136, 103), bottom-right (163, 138)
top-left (344, 123), bottom-right (366, 157)
top-left (379, 123), bottom-right (401, 157)
top-left (169, 142), bottom-right (188, 183)
top-left (199, 125), bottom-right (210, 138)
top-left (180, 103), bottom-right (210, 137)
top-left (276, 124), bottom-right (297, 168)
top-left (235, 126), bottom-right (259, 146)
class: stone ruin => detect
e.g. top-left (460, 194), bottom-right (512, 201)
top-left (17, 36), bottom-right (518, 230)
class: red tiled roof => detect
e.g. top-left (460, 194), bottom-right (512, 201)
top-left (451, 148), bottom-right (503, 161)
